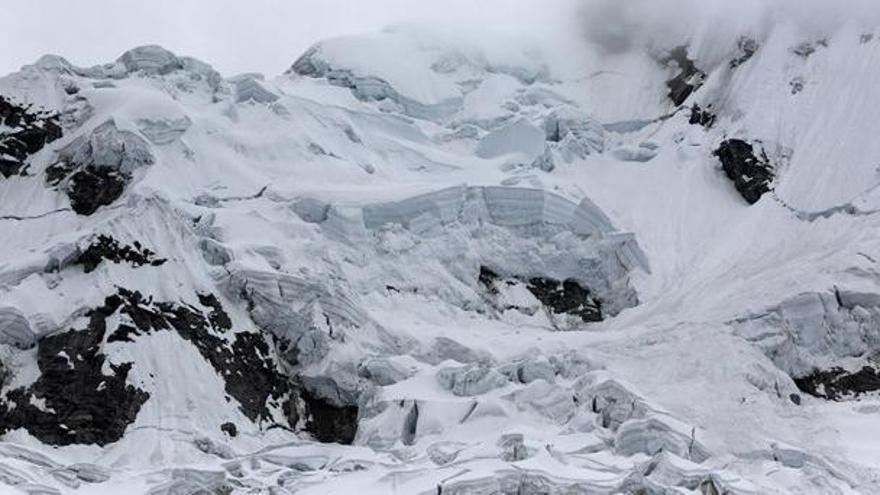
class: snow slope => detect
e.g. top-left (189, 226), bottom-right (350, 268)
top-left (1, 11), bottom-right (880, 495)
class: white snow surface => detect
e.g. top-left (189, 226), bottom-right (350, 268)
top-left (1, 18), bottom-right (880, 495)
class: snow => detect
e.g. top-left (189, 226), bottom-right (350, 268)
top-left (475, 118), bottom-right (545, 161)
top-left (1, 7), bottom-right (880, 494)
top-left (300, 31), bottom-right (463, 107)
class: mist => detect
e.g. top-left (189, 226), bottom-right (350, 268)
top-left (580, 0), bottom-right (880, 61)
top-left (0, 0), bottom-right (577, 77)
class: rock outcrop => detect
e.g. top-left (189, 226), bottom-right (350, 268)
top-left (46, 120), bottom-right (153, 214)
top-left (0, 305), bottom-right (150, 446)
top-left (0, 95), bottom-right (62, 177)
top-left (714, 139), bottom-right (774, 204)
top-left (74, 235), bottom-right (166, 273)
top-left (663, 46), bottom-right (705, 106)
top-left (795, 365), bottom-right (880, 400)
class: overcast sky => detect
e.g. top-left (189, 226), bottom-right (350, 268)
top-left (1, 0), bottom-right (575, 77)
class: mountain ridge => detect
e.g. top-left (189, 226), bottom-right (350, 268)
top-left (1, 18), bottom-right (880, 494)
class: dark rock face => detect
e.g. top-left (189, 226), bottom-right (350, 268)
top-left (75, 235), bottom-right (167, 273)
top-left (220, 422), bottom-right (238, 437)
top-left (663, 46), bottom-right (705, 106)
top-left (0, 287), bottom-right (316, 447)
top-left (46, 161), bottom-right (128, 215)
top-left (102, 289), bottom-right (295, 424)
top-left (0, 296), bottom-right (150, 446)
top-left (300, 387), bottom-right (358, 444)
top-left (44, 160), bottom-right (75, 186)
top-left (45, 120), bottom-right (153, 215)
top-left (198, 293), bottom-right (233, 331)
top-left (66, 166), bottom-right (128, 215)
top-left (0, 360), bottom-right (9, 389)
top-left (93, 288), bottom-right (358, 443)
top-left (0, 95), bottom-right (62, 177)
top-left (479, 266), bottom-right (603, 323)
top-left (479, 266), bottom-right (501, 295)
top-left (689, 104), bottom-right (716, 129)
top-left (795, 366), bottom-right (880, 401)
top-left (526, 278), bottom-right (603, 323)
top-left (714, 139), bottom-right (774, 204)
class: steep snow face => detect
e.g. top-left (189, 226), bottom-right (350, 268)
top-left (1, 15), bottom-right (880, 495)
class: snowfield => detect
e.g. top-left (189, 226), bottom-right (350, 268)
top-left (1, 7), bottom-right (880, 494)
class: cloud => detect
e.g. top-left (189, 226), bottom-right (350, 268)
top-left (0, 0), bottom-right (577, 77)
top-left (4, 1), bottom-right (878, 78)
top-left (579, 0), bottom-right (880, 58)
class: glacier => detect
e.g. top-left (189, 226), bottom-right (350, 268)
top-left (1, 4), bottom-right (880, 494)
